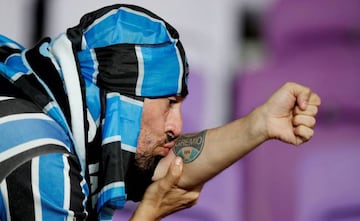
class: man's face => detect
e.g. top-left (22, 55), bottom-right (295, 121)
top-left (135, 96), bottom-right (184, 170)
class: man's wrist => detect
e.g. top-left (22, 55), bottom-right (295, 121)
top-left (247, 105), bottom-right (269, 144)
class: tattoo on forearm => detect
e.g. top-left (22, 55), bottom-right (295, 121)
top-left (173, 130), bottom-right (206, 163)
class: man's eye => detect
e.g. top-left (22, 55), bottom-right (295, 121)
top-left (169, 99), bottom-right (177, 105)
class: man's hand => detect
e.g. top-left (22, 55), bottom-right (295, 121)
top-left (130, 157), bottom-right (201, 221)
top-left (261, 82), bottom-right (321, 145)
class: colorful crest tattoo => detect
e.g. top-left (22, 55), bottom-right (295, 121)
top-left (173, 130), bottom-right (206, 163)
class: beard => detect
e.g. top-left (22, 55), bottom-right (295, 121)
top-left (134, 151), bottom-right (157, 171)
top-left (135, 131), bottom-right (175, 171)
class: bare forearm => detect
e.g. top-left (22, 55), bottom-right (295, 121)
top-left (147, 82), bottom-right (320, 219)
top-left (172, 107), bottom-right (267, 188)
top-left (179, 107), bottom-right (265, 187)
top-left (171, 82), bottom-right (322, 189)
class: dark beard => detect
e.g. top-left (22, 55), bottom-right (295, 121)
top-left (125, 152), bottom-right (162, 202)
top-left (134, 132), bottom-right (175, 171)
top-left (134, 152), bottom-right (157, 171)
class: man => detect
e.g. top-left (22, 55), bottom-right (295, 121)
top-left (0, 4), bottom-right (321, 221)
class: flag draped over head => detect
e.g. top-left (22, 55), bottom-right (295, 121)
top-left (69, 4), bottom-right (189, 98)
top-left (0, 4), bottom-right (189, 220)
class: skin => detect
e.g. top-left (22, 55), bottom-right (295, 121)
top-left (131, 96), bottom-right (201, 220)
top-left (130, 157), bottom-right (200, 221)
top-left (135, 96), bottom-right (184, 170)
top-left (131, 82), bottom-right (321, 220)
top-left (153, 82), bottom-right (321, 188)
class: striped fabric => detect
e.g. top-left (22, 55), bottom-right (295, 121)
top-left (0, 97), bottom-right (88, 221)
top-left (0, 4), bottom-right (188, 220)
top-left (0, 97), bottom-right (72, 181)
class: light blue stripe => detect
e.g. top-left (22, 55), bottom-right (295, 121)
top-left (0, 191), bottom-right (7, 221)
top-left (4, 54), bottom-right (28, 73)
top-left (84, 8), bottom-right (170, 49)
top-left (78, 49), bottom-right (97, 83)
top-left (96, 185), bottom-right (126, 212)
top-left (0, 62), bottom-right (24, 81)
top-left (78, 49), bottom-right (101, 123)
top-left (103, 94), bottom-right (142, 148)
top-left (39, 153), bottom-right (66, 220)
top-left (0, 34), bottom-right (24, 50)
top-left (141, 42), bottom-right (181, 96)
top-left (84, 80), bottom-right (101, 123)
top-left (0, 53), bottom-right (74, 151)
top-left (45, 105), bottom-right (75, 154)
top-left (81, 179), bottom-right (89, 211)
top-left (0, 118), bottom-right (72, 153)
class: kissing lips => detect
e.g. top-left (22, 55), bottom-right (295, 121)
top-left (161, 141), bottom-right (175, 156)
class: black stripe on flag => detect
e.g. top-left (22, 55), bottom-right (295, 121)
top-left (6, 161), bottom-right (36, 221)
top-left (0, 97), bottom-right (43, 118)
top-left (0, 144), bottom-right (68, 182)
top-left (95, 45), bottom-right (139, 96)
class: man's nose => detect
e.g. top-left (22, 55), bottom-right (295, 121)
top-left (166, 110), bottom-right (183, 138)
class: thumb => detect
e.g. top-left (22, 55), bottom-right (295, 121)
top-left (162, 156), bottom-right (183, 187)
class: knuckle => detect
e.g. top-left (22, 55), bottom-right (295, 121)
top-left (158, 180), bottom-right (170, 192)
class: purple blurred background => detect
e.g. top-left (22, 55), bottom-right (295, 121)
top-left (2, 0), bottom-right (359, 220)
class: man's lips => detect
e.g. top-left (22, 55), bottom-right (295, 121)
top-left (160, 141), bottom-right (175, 155)
top-left (163, 141), bottom-right (175, 149)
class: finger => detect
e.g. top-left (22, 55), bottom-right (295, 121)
top-left (308, 93), bottom-right (321, 106)
top-left (286, 82), bottom-right (311, 110)
top-left (283, 83), bottom-right (321, 110)
top-left (294, 104), bottom-right (318, 116)
top-left (182, 191), bottom-right (201, 207)
top-left (160, 189), bottom-right (200, 214)
top-left (293, 125), bottom-right (314, 144)
top-left (297, 92), bottom-right (321, 111)
top-left (161, 157), bottom-right (183, 188)
top-left (293, 115), bottom-right (316, 128)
